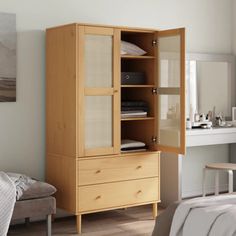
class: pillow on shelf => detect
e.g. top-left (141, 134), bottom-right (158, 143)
top-left (121, 41), bottom-right (147, 56)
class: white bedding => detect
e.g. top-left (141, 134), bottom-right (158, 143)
top-left (170, 194), bottom-right (236, 236)
top-left (0, 172), bottom-right (16, 236)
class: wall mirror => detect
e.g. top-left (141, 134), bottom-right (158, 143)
top-left (186, 53), bottom-right (235, 120)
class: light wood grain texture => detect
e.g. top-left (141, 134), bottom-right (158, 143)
top-left (121, 55), bottom-right (155, 59)
top-left (180, 28), bottom-right (186, 155)
top-left (82, 26), bottom-right (120, 157)
top-left (85, 26), bottom-right (114, 35)
top-left (152, 203), bottom-right (158, 219)
top-left (84, 147), bottom-right (114, 157)
top-left (113, 29), bottom-right (121, 154)
top-left (76, 215), bottom-right (82, 234)
top-left (77, 25), bottom-right (86, 157)
top-left (46, 25), bottom-right (77, 157)
top-left (206, 163), bottom-right (236, 170)
top-left (46, 22), bottom-right (185, 234)
top-left (156, 28), bottom-right (186, 154)
top-left (46, 154), bottom-right (77, 213)
top-left (78, 154), bottom-right (159, 185)
top-left (121, 85), bottom-right (155, 88)
top-left (78, 177), bottom-right (159, 213)
top-left (47, 22), bottom-right (157, 33)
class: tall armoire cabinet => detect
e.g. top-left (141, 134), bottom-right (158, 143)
top-left (46, 23), bottom-right (185, 234)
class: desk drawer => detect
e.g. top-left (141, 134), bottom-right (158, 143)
top-left (78, 153), bottom-right (159, 186)
top-left (78, 177), bottom-right (159, 212)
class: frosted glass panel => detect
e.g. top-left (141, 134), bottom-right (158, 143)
top-left (159, 35), bottom-right (180, 87)
top-left (158, 95), bottom-right (180, 148)
top-left (85, 96), bottom-right (113, 149)
top-left (85, 35), bottom-right (113, 87)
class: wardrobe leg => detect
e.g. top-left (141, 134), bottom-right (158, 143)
top-left (152, 203), bottom-right (158, 219)
top-left (76, 215), bottom-right (82, 234)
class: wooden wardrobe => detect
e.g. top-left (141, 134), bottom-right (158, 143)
top-left (46, 23), bottom-right (185, 234)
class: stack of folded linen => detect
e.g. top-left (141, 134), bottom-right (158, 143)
top-left (121, 100), bottom-right (149, 118)
top-left (121, 139), bottom-right (147, 152)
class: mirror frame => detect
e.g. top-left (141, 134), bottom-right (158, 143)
top-left (186, 53), bottom-right (235, 119)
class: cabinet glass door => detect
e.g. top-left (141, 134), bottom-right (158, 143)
top-left (155, 29), bottom-right (185, 154)
top-left (79, 26), bottom-right (120, 157)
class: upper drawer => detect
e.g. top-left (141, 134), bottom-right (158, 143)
top-left (78, 153), bottom-right (159, 186)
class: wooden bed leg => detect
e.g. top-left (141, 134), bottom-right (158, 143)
top-left (76, 214), bottom-right (82, 234)
top-left (152, 203), bottom-right (158, 219)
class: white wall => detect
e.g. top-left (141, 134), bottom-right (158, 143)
top-left (233, 0), bottom-right (236, 54)
top-left (0, 0), bottom-right (233, 180)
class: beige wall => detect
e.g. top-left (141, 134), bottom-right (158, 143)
top-left (0, 0), bottom-right (233, 180)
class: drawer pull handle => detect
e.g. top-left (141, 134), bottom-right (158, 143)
top-left (95, 170), bottom-right (101, 174)
top-left (137, 190), bottom-right (142, 194)
top-left (95, 195), bottom-right (101, 200)
top-left (136, 165), bottom-right (142, 169)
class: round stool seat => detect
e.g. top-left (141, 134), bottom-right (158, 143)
top-left (205, 163), bottom-right (236, 171)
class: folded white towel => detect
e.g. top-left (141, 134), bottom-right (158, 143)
top-left (121, 139), bottom-right (146, 149)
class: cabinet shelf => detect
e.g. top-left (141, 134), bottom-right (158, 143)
top-left (121, 55), bottom-right (155, 59)
top-left (121, 85), bottom-right (155, 88)
top-left (121, 117), bottom-right (155, 121)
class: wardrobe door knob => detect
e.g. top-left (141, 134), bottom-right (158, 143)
top-left (95, 170), bottom-right (101, 174)
top-left (136, 165), bottom-right (142, 170)
top-left (95, 195), bottom-right (101, 200)
top-left (137, 190), bottom-right (142, 194)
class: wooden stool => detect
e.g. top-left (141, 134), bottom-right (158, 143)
top-left (202, 163), bottom-right (236, 197)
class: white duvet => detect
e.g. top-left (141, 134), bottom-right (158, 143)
top-left (170, 194), bottom-right (236, 236)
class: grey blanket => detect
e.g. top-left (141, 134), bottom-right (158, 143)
top-left (152, 194), bottom-right (236, 236)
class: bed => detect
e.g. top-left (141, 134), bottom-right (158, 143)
top-left (152, 193), bottom-right (236, 236)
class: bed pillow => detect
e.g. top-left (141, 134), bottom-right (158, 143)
top-left (19, 181), bottom-right (56, 200)
top-left (121, 41), bottom-right (147, 56)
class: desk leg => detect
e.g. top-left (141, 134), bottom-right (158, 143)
top-left (202, 168), bottom-right (207, 197)
top-left (215, 170), bottom-right (219, 195)
top-left (228, 170), bottom-right (233, 193)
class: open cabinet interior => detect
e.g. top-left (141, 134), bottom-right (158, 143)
top-left (120, 30), bottom-right (157, 153)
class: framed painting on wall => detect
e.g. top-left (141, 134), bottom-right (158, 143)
top-left (0, 12), bottom-right (16, 102)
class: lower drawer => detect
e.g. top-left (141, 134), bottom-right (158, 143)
top-left (78, 177), bottom-right (159, 213)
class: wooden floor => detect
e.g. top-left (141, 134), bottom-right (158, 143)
top-left (8, 205), bottom-right (161, 236)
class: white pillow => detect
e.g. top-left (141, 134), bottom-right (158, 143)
top-left (121, 41), bottom-right (147, 56)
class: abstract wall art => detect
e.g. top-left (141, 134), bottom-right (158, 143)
top-left (0, 12), bottom-right (16, 102)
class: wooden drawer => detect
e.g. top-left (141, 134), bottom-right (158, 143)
top-left (78, 177), bottom-right (159, 213)
top-left (78, 153), bottom-right (159, 186)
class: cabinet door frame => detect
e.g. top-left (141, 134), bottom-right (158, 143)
top-left (77, 26), bottom-right (120, 157)
top-left (154, 28), bottom-right (186, 154)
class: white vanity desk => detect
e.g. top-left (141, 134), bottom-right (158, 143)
top-left (161, 127), bottom-right (236, 207)
top-left (187, 127), bottom-right (236, 147)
